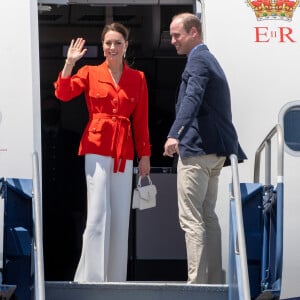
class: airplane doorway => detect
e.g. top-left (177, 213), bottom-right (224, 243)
top-left (38, 2), bottom-right (192, 281)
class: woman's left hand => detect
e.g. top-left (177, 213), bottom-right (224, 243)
top-left (138, 156), bottom-right (150, 177)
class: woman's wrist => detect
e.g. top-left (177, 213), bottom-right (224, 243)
top-left (65, 59), bottom-right (75, 67)
top-left (139, 156), bottom-right (150, 161)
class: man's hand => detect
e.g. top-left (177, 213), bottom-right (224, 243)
top-left (163, 138), bottom-right (179, 157)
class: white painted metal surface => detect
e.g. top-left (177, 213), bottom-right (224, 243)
top-left (1, 0), bottom-right (300, 299)
top-left (203, 1), bottom-right (300, 298)
top-left (0, 0), bottom-right (41, 179)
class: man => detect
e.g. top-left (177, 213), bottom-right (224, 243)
top-left (163, 13), bottom-right (246, 284)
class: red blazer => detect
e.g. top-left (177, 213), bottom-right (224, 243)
top-left (54, 62), bottom-right (151, 172)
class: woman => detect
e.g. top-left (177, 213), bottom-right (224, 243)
top-left (54, 23), bottom-right (151, 282)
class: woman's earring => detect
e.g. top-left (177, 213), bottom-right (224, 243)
top-left (123, 51), bottom-right (126, 59)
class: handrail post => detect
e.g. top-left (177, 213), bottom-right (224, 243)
top-left (254, 151), bottom-right (261, 183)
top-left (32, 151), bottom-right (45, 300)
top-left (265, 140), bottom-right (271, 185)
top-left (276, 125), bottom-right (284, 183)
top-left (230, 154), bottom-right (251, 300)
top-left (254, 124), bottom-right (284, 184)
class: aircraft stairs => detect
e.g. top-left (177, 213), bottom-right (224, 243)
top-left (0, 124), bottom-right (284, 300)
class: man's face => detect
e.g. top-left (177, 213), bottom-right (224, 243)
top-left (170, 18), bottom-right (194, 55)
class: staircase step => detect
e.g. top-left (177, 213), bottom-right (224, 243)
top-left (45, 281), bottom-right (228, 300)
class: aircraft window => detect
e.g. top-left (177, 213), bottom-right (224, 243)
top-left (278, 100), bottom-right (300, 156)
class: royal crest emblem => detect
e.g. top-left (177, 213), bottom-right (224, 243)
top-left (246, 0), bottom-right (300, 20)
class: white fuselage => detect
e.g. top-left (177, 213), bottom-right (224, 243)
top-left (0, 1), bottom-right (299, 299)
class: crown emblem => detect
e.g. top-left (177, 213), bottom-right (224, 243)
top-left (246, 0), bottom-right (300, 20)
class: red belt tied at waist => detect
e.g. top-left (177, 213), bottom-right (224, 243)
top-left (92, 113), bottom-right (131, 173)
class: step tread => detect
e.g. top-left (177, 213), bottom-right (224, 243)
top-left (46, 281), bottom-right (228, 291)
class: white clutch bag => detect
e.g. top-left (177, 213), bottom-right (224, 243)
top-left (132, 175), bottom-right (157, 210)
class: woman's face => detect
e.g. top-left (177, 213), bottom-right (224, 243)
top-left (102, 30), bottom-right (128, 62)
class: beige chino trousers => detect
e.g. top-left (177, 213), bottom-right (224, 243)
top-left (177, 154), bottom-right (226, 284)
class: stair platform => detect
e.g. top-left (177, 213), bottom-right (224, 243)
top-left (45, 281), bottom-right (228, 300)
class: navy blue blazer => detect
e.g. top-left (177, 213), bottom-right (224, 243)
top-left (168, 44), bottom-right (246, 164)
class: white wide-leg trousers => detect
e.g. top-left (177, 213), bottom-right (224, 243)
top-left (74, 154), bottom-right (133, 282)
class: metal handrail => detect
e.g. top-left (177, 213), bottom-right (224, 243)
top-left (230, 154), bottom-right (251, 300)
top-left (32, 151), bottom-right (45, 300)
top-left (254, 124), bottom-right (284, 184)
top-left (253, 124), bottom-right (284, 293)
